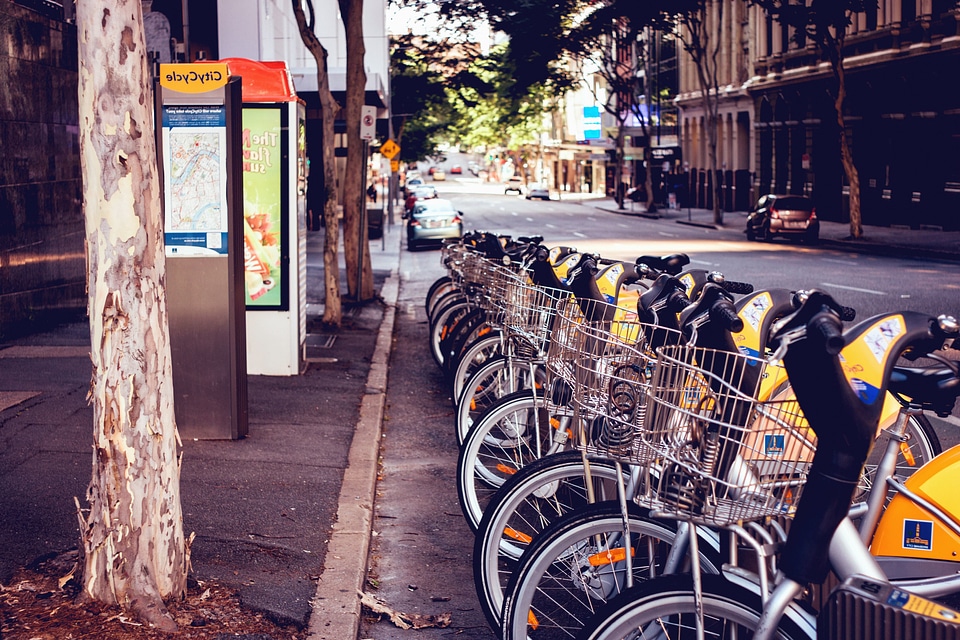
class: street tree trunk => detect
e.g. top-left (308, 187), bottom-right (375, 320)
top-left (291, 0), bottom-right (343, 325)
top-left (830, 38), bottom-right (862, 238)
top-left (76, 0), bottom-right (186, 631)
top-left (339, 0), bottom-right (374, 301)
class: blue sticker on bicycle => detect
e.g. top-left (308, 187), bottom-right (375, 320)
top-left (764, 434), bottom-right (785, 456)
top-left (902, 519), bottom-right (933, 551)
top-left (886, 589), bottom-right (910, 608)
top-left (848, 377), bottom-right (880, 404)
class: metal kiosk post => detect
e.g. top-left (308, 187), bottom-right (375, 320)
top-left (157, 63), bottom-right (249, 439)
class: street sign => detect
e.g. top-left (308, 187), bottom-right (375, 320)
top-left (360, 105), bottom-right (376, 141)
top-left (380, 139), bottom-right (400, 160)
top-left (390, 160), bottom-right (400, 172)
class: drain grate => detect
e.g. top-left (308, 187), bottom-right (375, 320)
top-left (306, 334), bottom-right (337, 349)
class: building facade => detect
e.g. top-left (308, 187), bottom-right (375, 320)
top-left (677, 0), bottom-right (960, 229)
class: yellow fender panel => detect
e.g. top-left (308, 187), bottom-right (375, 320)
top-left (871, 444), bottom-right (960, 561)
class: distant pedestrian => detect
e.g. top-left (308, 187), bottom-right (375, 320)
top-left (367, 184), bottom-right (377, 203)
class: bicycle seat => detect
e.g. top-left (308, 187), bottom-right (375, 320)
top-left (636, 253), bottom-right (690, 276)
top-left (889, 363), bottom-right (960, 417)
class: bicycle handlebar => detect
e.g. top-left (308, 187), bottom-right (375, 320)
top-left (774, 292), bottom-right (958, 586)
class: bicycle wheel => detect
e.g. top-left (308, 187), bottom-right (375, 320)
top-left (456, 356), bottom-right (547, 446)
top-left (859, 413), bottom-right (940, 499)
top-left (457, 390), bottom-right (567, 531)
top-left (425, 275), bottom-right (454, 321)
top-left (579, 574), bottom-right (814, 640)
top-left (502, 503), bottom-right (724, 640)
top-left (450, 331), bottom-right (504, 402)
top-left (473, 452), bottom-right (625, 629)
top-left (429, 297), bottom-right (472, 369)
top-left (443, 311), bottom-right (498, 380)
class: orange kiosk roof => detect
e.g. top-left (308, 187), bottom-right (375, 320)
top-left (201, 58), bottom-right (301, 103)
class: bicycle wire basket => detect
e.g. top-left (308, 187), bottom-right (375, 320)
top-left (496, 274), bottom-right (570, 358)
top-left (568, 312), bottom-right (685, 463)
top-left (635, 344), bottom-right (813, 527)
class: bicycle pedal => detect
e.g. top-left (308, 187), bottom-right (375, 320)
top-left (819, 575), bottom-right (960, 640)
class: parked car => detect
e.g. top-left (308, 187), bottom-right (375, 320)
top-left (525, 184), bottom-right (551, 200)
top-left (504, 176), bottom-right (524, 195)
top-left (413, 185), bottom-right (438, 199)
top-left (745, 194), bottom-right (819, 243)
top-left (450, 165), bottom-right (463, 174)
top-left (432, 170), bottom-right (446, 181)
top-left (403, 176), bottom-right (424, 197)
top-left (406, 198), bottom-right (463, 250)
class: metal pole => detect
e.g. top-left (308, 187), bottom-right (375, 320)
top-left (359, 140), bottom-right (368, 297)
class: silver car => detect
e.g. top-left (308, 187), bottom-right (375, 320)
top-left (406, 198), bottom-right (463, 250)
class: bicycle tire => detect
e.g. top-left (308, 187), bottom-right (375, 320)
top-left (473, 452), bottom-right (625, 629)
top-left (502, 502), bottom-right (723, 640)
top-left (429, 297), bottom-right (473, 369)
top-left (456, 356), bottom-right (547, 446)
top-left (441, 308), bottom-right (495, 379)
top-left (578, 573), bottom-right (814, 640)
top-left (450, 331), bottom-right (505, 402)
top-left (425, 275), bottom-right (454, 320)
top-left (457, 390), bottom-right (568, 531)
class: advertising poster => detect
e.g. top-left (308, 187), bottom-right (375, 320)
top-left (161, 105), bottom-right (229, 256)
top-left (242, 107), bottom-right (286, 308)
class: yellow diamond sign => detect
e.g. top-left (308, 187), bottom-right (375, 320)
top-left (380, 139), bottom-right (400, 160)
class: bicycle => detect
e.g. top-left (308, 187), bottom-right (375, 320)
top-left (576, 292), bottom-right (960, 640)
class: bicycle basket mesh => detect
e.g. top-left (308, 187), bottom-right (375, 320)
top-left (496, 276), bottom-right (569, 355)
top-left (569, 316), bottom-right (685, 463)
top-left (635, 344), bottom-right (812, 527)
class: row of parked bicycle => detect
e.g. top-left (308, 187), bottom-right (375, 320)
top-left (421, 230), bottom-right (960, 640)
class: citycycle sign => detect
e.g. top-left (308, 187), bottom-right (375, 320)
top-left (159, 63), bottom-right (229, 93)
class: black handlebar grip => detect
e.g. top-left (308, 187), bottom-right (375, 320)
top-left (716, 301), bottom-right (744, 333)
top-left (812, 313), bottom-right (846, 355)
top-left (839, 305), bottom-right (857, 322)
top-left (721, 280), bottom-right (755, 295)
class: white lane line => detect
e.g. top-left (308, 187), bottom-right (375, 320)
top-left (822, 258), bottom-right (857, 265)
top-left (820, 282), bottom-right (887, 296)
top-left (658, 231), bottom-right (678, 237)
top-left (545, 223), bottom-right (557, 229)
top-left (690, 259), bottom-right (716, 267)
top-left (526, 217), bottom-right (534, 222)
top-left (618, 223), bottom-right (630, 228)
top-left (573, 231), bottom-right (587, 238)
top-left (510, 211), bottom-right (519, 216)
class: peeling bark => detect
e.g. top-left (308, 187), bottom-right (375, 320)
top-left (76, 0), bottom-right (186, 631)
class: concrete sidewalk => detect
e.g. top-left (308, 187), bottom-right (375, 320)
top-left (0, 220), bottom-right (404, 639)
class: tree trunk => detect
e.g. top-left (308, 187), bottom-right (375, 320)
top-left (339, 0), bottom-right (374, 301)
top-left (76, 0), bottom-right (186, 631)
top-left (291, 0), bottom-right (342, 326)
top-left (833, 54), bottom-right (862, 238)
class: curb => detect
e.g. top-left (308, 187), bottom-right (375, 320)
top-left (306, 242), bottom-right (399, 640)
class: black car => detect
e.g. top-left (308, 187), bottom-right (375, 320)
top-left (745, 194), bottom-right (819, 243)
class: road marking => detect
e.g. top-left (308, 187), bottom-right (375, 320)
top-left (573, 232), bottom-right (587, 238)
top-left (690, 259), bottom-right (716, 266)
top-left (545, 223), bottom-right (557, 229)
top-left (658, 231), bottom-right (678, 237)
top-left (820, 282), bottom-right (887, 296)
top-left (526, 217), bottom-right (534, 222)
top-left (511, 211), bottom-right (518, 216)
top-left (822, 258), bottom-right (857, 265)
